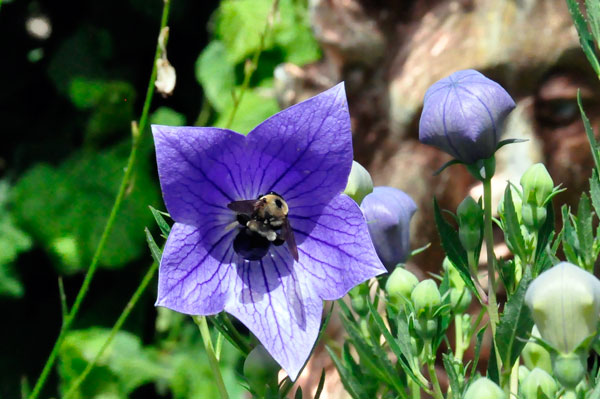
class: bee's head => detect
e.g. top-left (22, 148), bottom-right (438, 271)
top-left (259, 193), bottom-right (289, 217)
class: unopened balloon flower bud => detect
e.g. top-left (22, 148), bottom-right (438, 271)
top-left (463, 377), bottom-right (506, 399)
top-left (386, 266), bottom-right (418, 306)
top-left (442, 257), bottom-right (464, 289)
top-left (522, 326), bottom-right (552, 374)
top-left (456, 196), bottom-right (483, 252)
top-left (520, 163), bottom-right (554, 207)
top-left (552, 352), bottom-right (587, 390)
top-left (411, 279), bottom-right (441, 316)
top-left (449, 287), bottom-right (472, 313)
top-left (344, 161), bottom-right (373, 205)
top-left (244, 345), bottom-right (280, 395)
top-left (419, 69), bottom-right (515, 165)
top-left (518, 365), bottom-right (530, 385)
top-left (414, 318), bottom-right (438, 340)
top-left (525, 262), bottom-right (600, 354)
top-left (520, 367), bottom-right (558, 399)
top-left (361, 187), bottom-right (417, 271)
top-left (521, 203), bottom-right (547, 230)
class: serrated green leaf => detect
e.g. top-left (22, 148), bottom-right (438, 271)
top-left (567, 0), bottom-right (600, 77)
top-left (576, 193), bottom-right (595, 271)
top-left (586, 0), bottom-right (600, 50)
top-left (495, 268), bottom-right (534, 368)
top-left (149, 206), bottom-right (171, 237)
top-left (590, 171), bottom-right (600, 216)
top-left (534, 201), bottom-right (555, 273)
top-left (502, 185), bottom-right (527, 260)
top-left (325, 346), bottom-right (363, 399)
top-left (433, 198), bottom-right (480, 301)
top-left (195, 41), bottom-right (236, 112)
top-left (12, 141), bottom-right (160, 273)
top-left (144, 228), bottom-right (162, 265)
top-left (470, 327), bottom-right (486, 378)
top-left (442, 354), bottom-right (463, 397)
top-left (561, 205), bottom-right (580, 266)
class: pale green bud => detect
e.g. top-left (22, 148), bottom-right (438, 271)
top-left (414, 317), bottom-right (438, 340)
top-left (463, 377), bottom-right (506, 399)
top-left (244, 345), bottom-right (280, 395)
top-left (552, 352), bottom-right (587, 390)
top-left (449, 287), bottom-right (472, 313)
top-left (344, 160), bottom-right (373, 205)
top-left (497, 184), bottom-right (523, 221)
top-left (442, 257), bottom-right (464, 290)
top-left (520, 163), bottom-right (554, 207)
top-left (456, 196), bottom-right (484, 252)
top-left (411, 279), bottom-right (441, 315)
top-left (521, 203), bottom-right (547, 230)
top-left (349, 283), bottom-right (369, 316)
top-left (520, 368), bottom-right (558, 399)
top-left (522, 326), bottom-right (552, 374)
top-left (386, 267), bottom-right (418, 306)
top-left (525, 262), bottom-right (600, 353)
top-left (518, 365), bottom-right (530, 385)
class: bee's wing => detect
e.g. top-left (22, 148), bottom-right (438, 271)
top-left (227, 200), bottom-right (256, 214)
top-left (282, 218), bottom-right (298, 262)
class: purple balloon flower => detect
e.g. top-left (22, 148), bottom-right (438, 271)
top-left (360, 187), bottom-right (417, 270)
top-left (418, 69), bottom-right (516, 164)
top-left (152, 83), bottom-right (385, 380)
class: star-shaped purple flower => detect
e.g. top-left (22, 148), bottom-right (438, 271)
top-left (152, 83), bottom-right (386, 380)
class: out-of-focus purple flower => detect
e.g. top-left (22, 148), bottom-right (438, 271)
top-left (152, 83), bottom-right (385, 380)
top-left (360, 187), bottom-right (417, 270)
top-left (419, 69), bottom-right (516, 164)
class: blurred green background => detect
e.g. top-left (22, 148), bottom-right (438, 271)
top-left (0, 0), bottom-right (320, 397)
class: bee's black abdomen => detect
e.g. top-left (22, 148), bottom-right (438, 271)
top-left (233, 229), bottom-right (270, 260)
top-left (236, 213), bottom-right (250, 226)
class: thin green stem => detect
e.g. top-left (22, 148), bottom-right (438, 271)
top-left (224, 0), bottom-right (279, 129)
top-left (454, 315), bottom-right (465, 362)
top-left (63, 261), bottom-right (159, 398)
top-left (424, 341), bottom-right (444, 399)
top-left (28, 2), bottom-right (171, 398)
top-left (194, 316), bottom-right (230, 399)
top-left (483, 178), bottom-right (503, 375)
top-left (410, 377), bottom-right (421, 399)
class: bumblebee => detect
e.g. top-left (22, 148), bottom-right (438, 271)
top-left (228, 192), bottom-right (298, 261)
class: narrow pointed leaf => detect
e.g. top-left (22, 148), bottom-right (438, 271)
top-left (149, 205), bottom-right (171, 236)
top-left (144, 227), bottom-right (162, 264)
top-left (325, 346), bottom-right (363, 399)
top-left (579, 89), bottom-right (600, 173)
top-left (567, 0), bottom-right (600, 76)
top-left (495, 267), bottom-right (534, 368)
top-left (561, 205), bottom-right (580, 265)
top-left (587, 0), bottom-right (600, 45)
top-left (502, 186), bottom-right (527, 260)
top-left (470, 327), bottom-right (486, 378)
top-left (314, 369), bottom-right (326, 399)
top-left (534, 202), bottom-right (555, 270)
top-left (433, 198), bottom-right (480, 300)
top-left (442, 353), bottom-right (462, 397)
top-left (576, 193), bottom-right (595, 271)
top-left (589, 171), bottom-right (600, 217)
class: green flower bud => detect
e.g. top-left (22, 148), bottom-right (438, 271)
top-left (442, 257), bottom-right (464, 290)
top-left (497, 184), bottom-right (523, 221)
top-left (520, 163), bottom-right (554, 207)
top-left (457, 196), bottom-right (484, 252)
top-left (521, 203), bottom-right (547, 230)
top-left (449, 287), bottom-right (472, 313)
top-left (349, 283), bottom-right (369, 316)
top-left (414, 317), bottom-right (438, 340)
top-left (244, 345), bottom-right (280, 395)
top-left (525, 262), bottom-right (600, 353)
top-left (520, 368), bottom-right (558, 399)
top-left (522, 326), bottom-right (552, 374)
top-left (344, 160), bottom-right (373, 205)
top-left (464, 377), bottom-right (506, 399)
top-left (411, 279), bottom-right (441, 315)
top-left (552, 352), bottom-right (587, 390)
top-left (518, 365), bottom-right (530, 385)
top-left (386, 267), bottom-right (418, 306)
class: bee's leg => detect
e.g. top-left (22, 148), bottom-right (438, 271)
top-left (273, 233), bottom-right (285, 246)
top-left (236, 213), bottom-right (251, 226)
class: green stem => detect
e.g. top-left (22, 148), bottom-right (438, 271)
top-left (483, 178), bottom-right (502, 374)
top-left (63, 261), bottom-right (159, 398)
top-left (28, 2), bottom-right (171, 398)
top-left (224, 0), bottom-right (279, 129)
top-left (454, 315), bottom-right (465, 362)
top-left (425, 341), bottom-right (444, 399)
top-left (410, 377), bottom-right (421, 399)
top-left (194, 316), bottom-right (230, 399)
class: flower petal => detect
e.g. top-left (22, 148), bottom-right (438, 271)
top-left (289, 194), bottom-right (387, 299)
top-left (225, 249), bottom-right (322, 380)
top-left (156, 222), bottom-right (235, 315)
top-left (246, 83), bottom-right (353, 216)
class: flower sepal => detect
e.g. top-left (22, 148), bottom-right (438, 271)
top-left (465, 156), bottom-right (496, 182)
top-left (344, 160), bottom-right (373, 205)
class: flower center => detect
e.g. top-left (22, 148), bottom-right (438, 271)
top-left (228, 192), bottom-right (294, 261)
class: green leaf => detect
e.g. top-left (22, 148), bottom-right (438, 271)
top-left (586, 0), bottom-right (600, 50)
top-left (314, 369), bottom-right (326, 399)
top-left (470, 327), bottom-right (486, 378)
top-left (149, 206), bottom-right (171, 237)
top-left (578, 91), bottom-right (600, 173)
top-left (442, 354), bottom-right (463, 397)
top-left (561, 205), bottom-right (580, 266)
top-left (487, 339), bottom-right (499, 384)
top-left (195, 41), bottom-right (236, 112)
top-left (150, 106), bottom-right (186, 126)
top-left (495, 267), bottom-right (534, 368)
top-left (144, 228), bottom-right (162, 265)
top-left (325, 346), bottom-right (364, 399)
top-left (215, 88), bottom-right (280, 134)
top-left (433, 198), bottom-right (480, 300)
top-left (294, 386), bottom-right (303, 399)
top-left (502, 185), bottom-right (527, 260)
top-left (534, 201), bottom-right (555, 273)
top-left (567, 0), bottom-right (600, 77)
top-left (576, 193), bottom-right (595, 271)
top-left (590, 171), bottom-right (600, 217)
top-left (12, 141), bottom-right (160, 273)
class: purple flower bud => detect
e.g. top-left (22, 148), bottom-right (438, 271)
top-left (360, 187), bottom-right (417, 270)
top-left (419, 69), bottom-right (516, 164)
